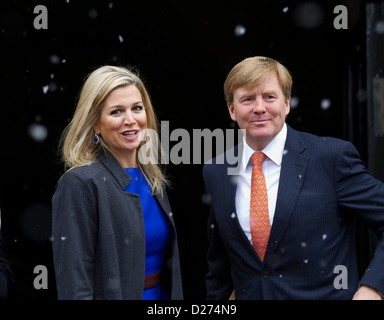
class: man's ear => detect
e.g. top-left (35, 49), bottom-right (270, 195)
top-left (228, 102), bottom-right (237, 122)
top-left (285, 96), bottom-right (291, 116)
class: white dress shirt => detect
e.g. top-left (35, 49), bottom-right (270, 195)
top-left (235, 123), bottom-right (287, 244)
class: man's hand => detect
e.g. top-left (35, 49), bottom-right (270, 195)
top-left (353, 285), bottom-right (383, 300)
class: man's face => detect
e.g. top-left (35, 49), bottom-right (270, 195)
top-left (228, 73), bottom-right (290, 151)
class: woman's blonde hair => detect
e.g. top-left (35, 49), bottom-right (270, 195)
top-left (224, 56), bottom-right (293, 104)
top-left (60, 65), bottom-right (168, 196)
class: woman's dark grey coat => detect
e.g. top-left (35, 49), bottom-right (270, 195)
top-left (52, 150), bottom-right (183, 300)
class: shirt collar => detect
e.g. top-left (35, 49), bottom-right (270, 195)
top-left (239, 123), bottom-right (287, 173)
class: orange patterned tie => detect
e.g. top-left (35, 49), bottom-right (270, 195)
top-left (250, 152), bottom-right (271, 261)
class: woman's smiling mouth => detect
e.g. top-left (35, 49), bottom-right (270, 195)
top-left (121, 130), bottom-right (139, 140)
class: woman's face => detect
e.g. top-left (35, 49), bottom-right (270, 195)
top-left (95, 85), bottom-right (147, 167)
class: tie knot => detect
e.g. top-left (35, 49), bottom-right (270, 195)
top-left (251, 152), bottom-right (266, 166)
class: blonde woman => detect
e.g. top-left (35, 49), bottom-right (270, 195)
top-left (52, 66), bottom-right (183, 300)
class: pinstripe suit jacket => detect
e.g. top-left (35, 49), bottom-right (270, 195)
top-left (203, 125), bottom-right (384, 299)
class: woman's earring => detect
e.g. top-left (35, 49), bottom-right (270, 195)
top-left (93, 133), bottom-right (100, 144)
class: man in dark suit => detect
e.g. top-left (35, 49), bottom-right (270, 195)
top-left (203, 56), bottom-right (384, 299)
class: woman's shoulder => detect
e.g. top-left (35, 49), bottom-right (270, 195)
top-left (58, 161), bottom-right (105, 185)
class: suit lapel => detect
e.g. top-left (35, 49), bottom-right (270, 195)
top-left (265, 126), bottom-right (308, 258)
top-left (221, 127), bottom-right (309, 263)
top-left (223, 145), bottom-right (262, 260)
top-left (220, 146), bottom-right (238, 219)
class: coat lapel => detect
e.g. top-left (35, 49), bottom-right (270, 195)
top-left (265, 126), bottom-right (308, 258)
top-left (98, 149), bottom-right (176, 229)
top-left (98, 149), bottom-right (132, 190)
top-left (155, 191), bottom-right (177, 230)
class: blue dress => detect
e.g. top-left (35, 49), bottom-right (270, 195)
top-left (124, 168), bottom-right (171, 300)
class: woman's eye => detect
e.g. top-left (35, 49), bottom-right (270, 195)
top-left (110, 109), bottom-right (122, 115)
top-left (133, 105), bottom-right (144, 111)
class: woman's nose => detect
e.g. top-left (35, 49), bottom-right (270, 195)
top-left (123, 111), bottom-right (136, 125)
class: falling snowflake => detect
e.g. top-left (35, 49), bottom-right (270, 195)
top-left (49, 54), bottom-right (60, 65)
top-left (290, 96), bottom-right (300, 109)
top-left (28, 123), bottom-right (48, 142)
top-left (320, 98), bottom-right (331, 110)
top-left (89, 9), bottom-right (98, 19)
top-left (234, 24), bottom-right (246, 37)
top-left (293, 1), bottom-right (324, 29)
top-left (376, 20), bottom-right (384, 34)
top-left (201, 193), bottom-right (211, 205)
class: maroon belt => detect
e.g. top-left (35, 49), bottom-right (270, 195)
top-left (144, 271), bottom-right (161, 289)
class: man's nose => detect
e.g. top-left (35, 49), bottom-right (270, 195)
top-left (252, 97), bottom-right (266, 113)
